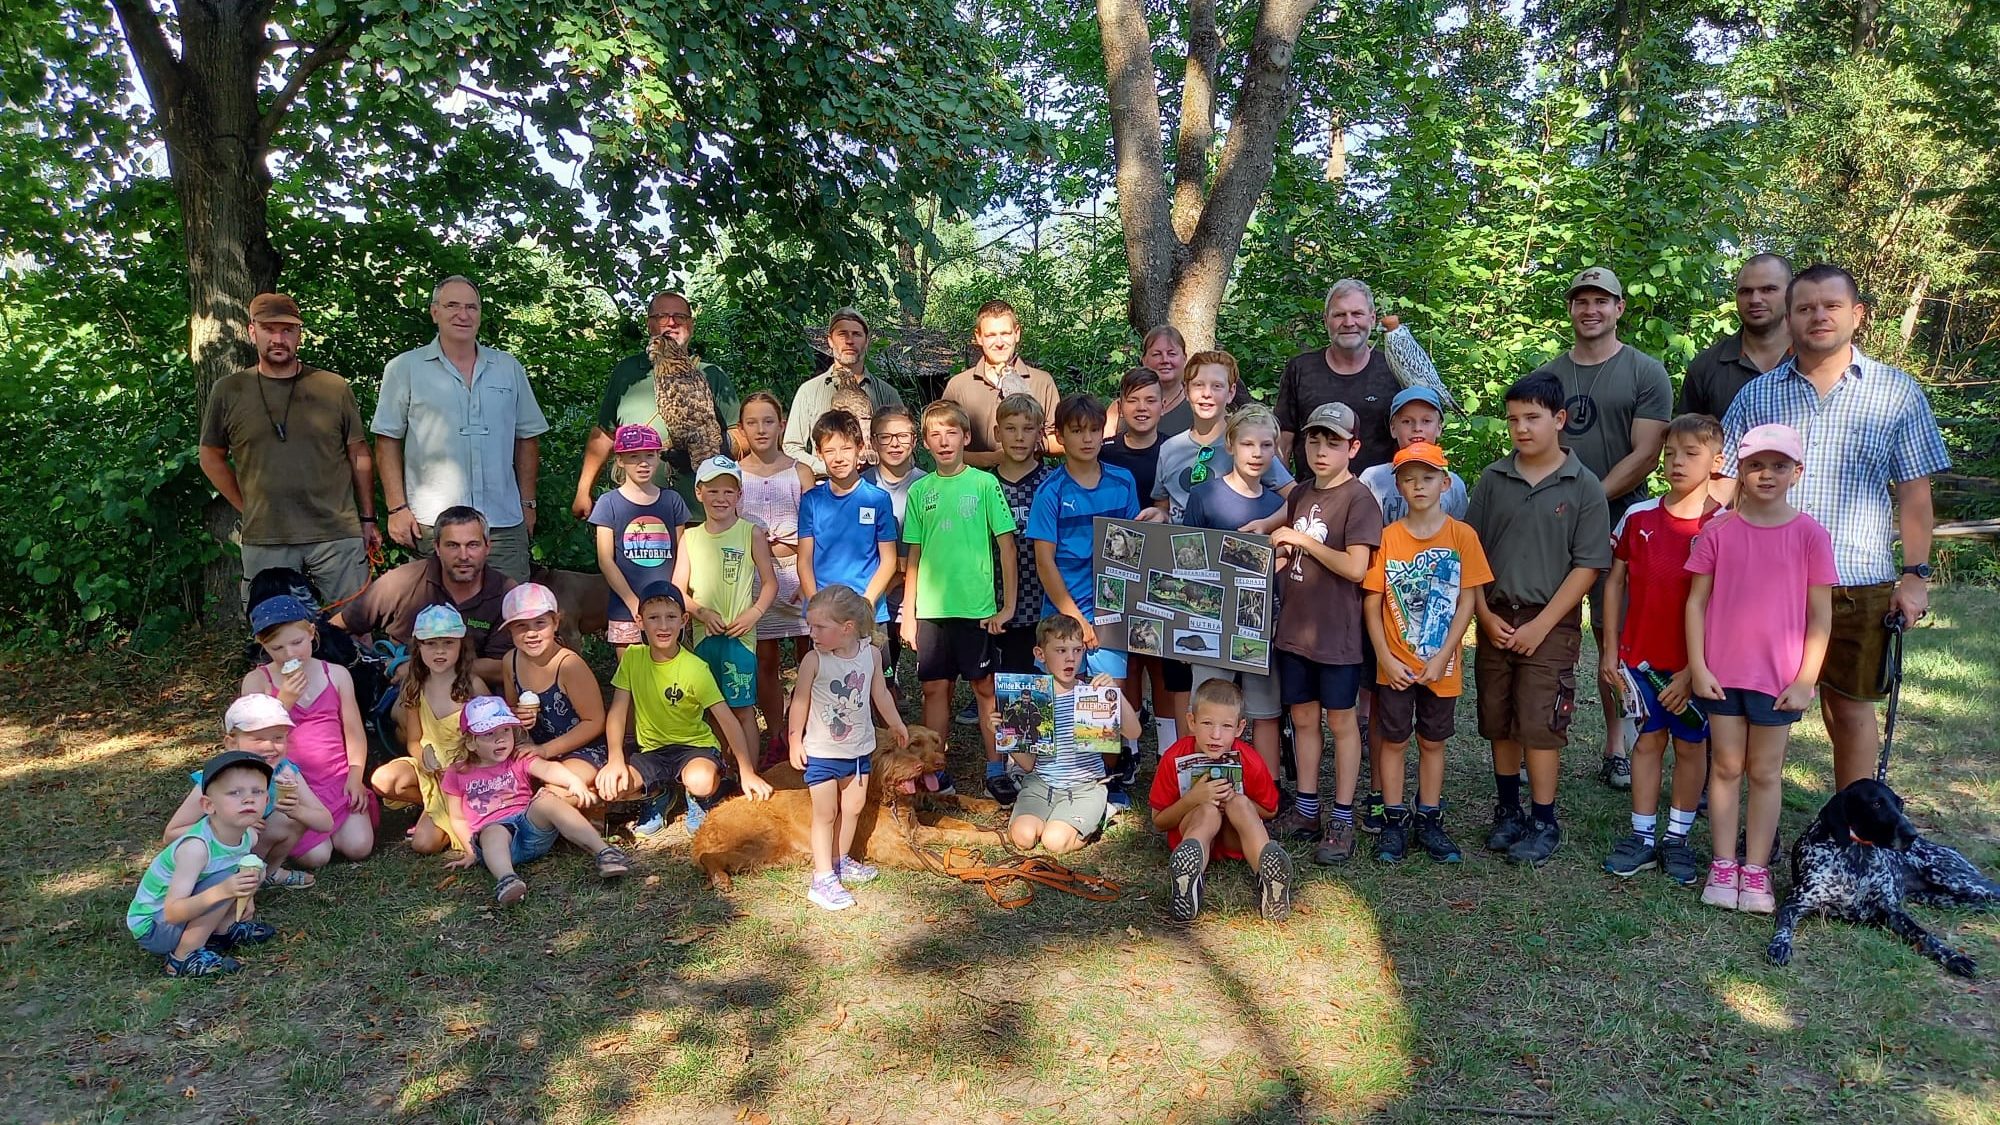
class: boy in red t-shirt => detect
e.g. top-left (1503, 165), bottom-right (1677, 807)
top-left (1149, 679), bottom-right (1290, 923)
top-left (1598, 414), bottom-right (1725, 885)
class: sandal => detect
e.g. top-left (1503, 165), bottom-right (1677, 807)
top-left (495, 874), bottom-right (528, 905)
top-left (206, 920), bottom-right (279, 951)
top-left (594, 846), bottom-right (632, 878)
top-left (262, 866), bottom-right (315, 889)
top-left (165, 948), bottom-right (240, 977)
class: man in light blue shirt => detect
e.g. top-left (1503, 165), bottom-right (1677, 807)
top-left (373, 275), bottom-right (549, 581)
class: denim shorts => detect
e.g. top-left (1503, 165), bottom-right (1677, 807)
top-left (1627, 665), bottom-right (1708, 742)
top-left (134, 869), bottom-right (235, 956)
top-left (562, 742), bottom-right (611, 769)
top-left (803, 754), bottom-right (872, 787)
top-left (472, 808), bottom-right (561, 867)
top-left (1703, 687), bottom-right (1803, 728)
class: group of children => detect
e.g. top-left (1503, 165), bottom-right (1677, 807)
top-left (131, 345), bottom-right (1838, 970)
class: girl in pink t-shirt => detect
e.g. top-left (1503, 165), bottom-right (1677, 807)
top-left (1684, 424), bottom-right (1835, 916)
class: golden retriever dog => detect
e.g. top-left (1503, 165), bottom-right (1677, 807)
top-left (691, 726), bottom-right (1004, 889)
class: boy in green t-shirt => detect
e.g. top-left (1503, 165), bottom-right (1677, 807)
top-left (600, 581), bottom-right (771, 837)
top-left (901, 400), bottom-right (1019, 799)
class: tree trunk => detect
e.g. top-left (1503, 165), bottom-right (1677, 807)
top-left (1324, 110), bottom-right (1346, 183)
top-left (1099, 0), bottom-right (1319, 350)
top-left (1899, 273), bottom-right (1929, 350)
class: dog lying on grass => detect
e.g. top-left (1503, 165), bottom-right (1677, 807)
top-left (690, 726), bottom-right (1004, 889)
top-left (1768, 779), bottom-right (2000, 977)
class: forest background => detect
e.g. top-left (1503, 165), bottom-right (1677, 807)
top-left (5, 0), bottom-right (1998, 644)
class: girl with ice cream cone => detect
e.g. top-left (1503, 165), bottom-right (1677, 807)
top-left (499, 583), bottom-right (610, 806)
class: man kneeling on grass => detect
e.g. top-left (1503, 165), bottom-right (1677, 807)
top-left (1149, 679), bottom-right (1293, 923)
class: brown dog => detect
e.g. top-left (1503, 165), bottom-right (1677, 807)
top-left (691, 725), bottom-right (1004, 889)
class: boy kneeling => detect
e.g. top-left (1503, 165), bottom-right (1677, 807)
top-left (1149, 680), bottom-right (1293, 923)
top-left (1007, 614), bottom-right (1140, 853)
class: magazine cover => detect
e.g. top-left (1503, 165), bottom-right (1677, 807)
top-left (995, 672), bottom-right (1055, 756)
top-left (1071, 683), bottom-right (1121, 758)
top-left (1176, 749), bottom-right (1244, 795)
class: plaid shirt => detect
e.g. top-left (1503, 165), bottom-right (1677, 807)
top-left (997, 463), bottom-right (1052, 628)
top-left (1720, 347), bottom-right (1949, 586)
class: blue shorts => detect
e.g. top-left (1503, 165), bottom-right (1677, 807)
top-left (134, 869), bottom-right (234, 956)
top-left (1627, 665), bottom-right (1708, 742)
top-left (1275, 649), bottom-right (1366, 711)
top-left (803, 754), bottom-right (873, 787)
top-left (1704, 687), bottom-right (1804, 728)
top-left (473, 808), bottom-right (561, 867)
top-left (562, 742), bottom-right (611, 769)
top-left (694, 634), bottom-right (756, 709)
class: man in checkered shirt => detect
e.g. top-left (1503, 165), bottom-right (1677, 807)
top-left (1720, 263), bottom-right (1950, 789)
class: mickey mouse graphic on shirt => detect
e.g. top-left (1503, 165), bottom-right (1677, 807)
top-left (822, 669), bottom-right (870, 739)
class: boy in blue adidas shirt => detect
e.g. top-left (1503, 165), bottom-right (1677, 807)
top-left (798, 409), bottom-right (899, 625)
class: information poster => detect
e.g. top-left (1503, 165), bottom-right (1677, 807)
top-left (1091, 517), bottom-right (1273, 674)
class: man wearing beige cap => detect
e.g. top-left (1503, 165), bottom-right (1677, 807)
top-left (782, 308), bottom-right (906, 475)
top-left (1531, 267), bottom-right (1673, 789)
top-left (199, 293), bottom-right (379, 605)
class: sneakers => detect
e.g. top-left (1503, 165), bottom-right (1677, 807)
top-left (1701, 858), bottom-right (1741, 909)
top-left (1737, 864), bottom-right (1776, 914)
top-left (1376, 809), bottom-right (1410, 863)
top-left (1601, 754), bottom-right (1633, 789)
top-left (1506, 818), bottom-right (1562, 866)
top-left (682, 796), bottom-right (708, 836)
top-left (1359, 792), bottom-right (1387, 836)
top-left (1659, 835), bottom-right (1702, 886)
top-left (808, 871), bottom-right (856, 910)
top-left (836, 856), bottom-right (879, 885)
top-left (631, 789), bottom-right (673, 838)
top-left (164, 948), bottom-right (240, 977)
top-left (1314, 819), bottom-right (1357, 865)
top-left (1105, 782), bottom-right (1131, 816)
top-left (1603, 832), bottom-right (1659, 878)
top-left (1273, 808), bottom-right (1320, 841)
top-left (1415, 808), bottom-right (1462, 863)
top-left (1256, 841), bottom-right (1295, 922)
top-left (1111, 747), bottom-right (1139, 787)
top-left (985, 769), bottom-right (1020, 806)
top-left (954, 702), bottom-right (979, 726)
top-left (1168, 839), bottom-right (1206, 923)
top-left (1485, 804), bottom-right (1530, 852)
top-left (931, 770), bottom-right (958, 797)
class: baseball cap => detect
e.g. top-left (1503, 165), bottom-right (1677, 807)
top-left (247, 293), bottom-right (303, 325)
top-left (1390, 386), bottom-right (1444, 417)
top-left (828, 306), bottom-right (870, 335)
top-left (637, 579), bottom-right (685, 610)
top-left (1737, 423), bottom-right (1805, 464)
top-left (249, 594), bottom-right (314, 636)
top-left (460, 695), bottom-right (524, 735)
top-left (199, 750), bottom-right (275, 792)
top-left (224, 694), bottom-right (294, 734)
top-left (694, 455), bottom-right (741, 485)
top-left (1302, 401), bottom-right (1358, 439)
top-left (412, 603), bottom-right (467, 640)
top-left (501, 582), bottom-right (560, 625)
top-left (1565, 266), bottom-right (1624, 300)
top-left (1392, 440), bottom-right (1451, 472)
top-left (613, 424), bottom-right (664, 454)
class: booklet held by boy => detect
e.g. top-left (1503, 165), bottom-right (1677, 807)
top-left (1176, 749), bottom-right (1244, 795)
top-left (996, 673), bottom-right (1055, 757)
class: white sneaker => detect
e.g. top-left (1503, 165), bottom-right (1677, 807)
top-left (808, 872), bottom-right (855, 910)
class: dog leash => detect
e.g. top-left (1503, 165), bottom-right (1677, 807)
top-left (891, 803), bottom-right (1122, 909)
top-left (1875, 610), bottom-right (1907, 783)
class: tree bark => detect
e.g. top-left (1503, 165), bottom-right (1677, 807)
top-left (1098, 0), bottom-right (1180, 337)
top-left (1899, 273), bottom-right (1929, 350)
top-left (1171, 0), bottom-right (1220, 243)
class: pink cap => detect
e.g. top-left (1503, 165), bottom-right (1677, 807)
top-left (501, 582), bottom-right (560, 625)
top-left (613, 424), bottom-right (664, 453)
top-left (1738, 423), bottom-right (1805, 465)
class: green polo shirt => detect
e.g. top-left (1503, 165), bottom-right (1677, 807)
top-left (594, 352), bottom-right (742, 506)
top-left (1464, 450), bottom-right (1612, 607)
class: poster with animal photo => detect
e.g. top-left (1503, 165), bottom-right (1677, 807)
top-left (994, 673), bottom-right (1055, 757)
top-left (1091, 518), bottom-right (1273, 673)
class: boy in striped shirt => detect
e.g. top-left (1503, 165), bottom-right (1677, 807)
top-left (1005, 615), bottom-right (1140, 853)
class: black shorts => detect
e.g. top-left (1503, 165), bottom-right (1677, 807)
top-left (1159, 658), bottom-right (1194, 693)
top-left (995, 624), bottom-right (1040, 675)
top-left (917, 618), bottom-right (997, 683)
top-left (629, 744), bottom-right (725, 796)
top-left (1275, 649), bottom-right (1366, 711)
top-left (1376, 683), bottom-right (1457, 745)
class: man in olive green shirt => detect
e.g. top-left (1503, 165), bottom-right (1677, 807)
top-left (570, 291), bottom-right (742, 515)
top-left (784, 308), bottom-right (907, 476)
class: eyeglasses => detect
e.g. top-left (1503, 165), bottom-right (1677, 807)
top-left (875, 431), bottom-right (916, 445)
top-left (438, 301), bottom-right (481, 314)
top-left (648, 311), bottom-right (693, 324)
top-left (1188, 443), bottom-right (1217, 485)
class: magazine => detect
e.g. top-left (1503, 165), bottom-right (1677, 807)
top-left (1071, 684), bottom-right (1122, 759)
top-left (1176, 749), bottom-right (1244, 795)
top-left (994, 673), bottom-right (1055, 757)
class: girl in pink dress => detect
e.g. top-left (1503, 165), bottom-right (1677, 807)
top-left (737, 391), bottom-right (817, 763)
top-left (240, 596), bottom-right (377, 866)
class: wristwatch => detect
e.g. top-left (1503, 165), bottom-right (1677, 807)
top-left (522, 499), bottom-right (538, 509)
top-left (1901, 563), bottom-right (1932, 580)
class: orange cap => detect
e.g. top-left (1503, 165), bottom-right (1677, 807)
top-left (1392, 440), bottom-right (1449, 472)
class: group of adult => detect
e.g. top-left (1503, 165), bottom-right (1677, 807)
top-left (199, 256), bottom-right (1948, 796)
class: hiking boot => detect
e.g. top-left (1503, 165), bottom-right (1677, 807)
top-left (1376, 809), bottom-right (1410, 864)
top-left (1601, 753), bottom-right (1632, 789)
top-left (1737, 864), bottom-right (1776, 914)
top-left (1359, 792), bottom-right (1387, 836)
top-left (1168, 839), bottom-right (1206, 923)
top-left (1273, 808), bottom-right (1320, 841)
top-left (1255, 841), bottom-right (1295, 922)
top-left (1485, 804), bottom-right (1530, 852)
top-left (1603, 832), bottom-right (1659, 878)
top-left (1314, 819), bottom-right (1357, 865)
top-left (1506, 818), bottom-right (1562, 866)
top-left (1659, 835), bottom-right (1702, 885)
top-left (1701, 858), bottom-right (1740, 910)
top-left (1416, 808), bottom-right (1462, 863)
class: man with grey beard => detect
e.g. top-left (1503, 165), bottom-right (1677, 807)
top-left (1276, 279), bottom-right (1402, 475)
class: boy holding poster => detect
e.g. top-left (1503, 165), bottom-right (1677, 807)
top-left (1149, 679), bottom-right (1292, 924)
top-left (1005, 615), bottom-right (1140, 854)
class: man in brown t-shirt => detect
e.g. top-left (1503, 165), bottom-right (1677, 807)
top-left (200, 293), bottom-right (378, 605)
top-left (941, 299), bottom-right (1060, 468)
top-left (332, 507), bottom-right (517, 683)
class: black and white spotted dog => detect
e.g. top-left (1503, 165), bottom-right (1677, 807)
top-left (1768, 779), bottom-right (1999, 977)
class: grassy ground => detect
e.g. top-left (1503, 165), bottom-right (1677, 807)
top-left (3, 591), bottom-right (1997, 1125)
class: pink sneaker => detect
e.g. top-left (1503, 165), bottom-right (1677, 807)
top-left (1737, 865), bottom-right (1776, 914)
top-left (1700, 858), bottom-right (1740, 909)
